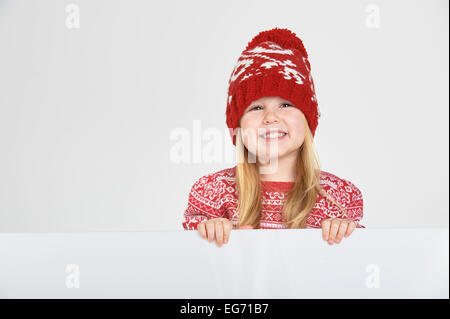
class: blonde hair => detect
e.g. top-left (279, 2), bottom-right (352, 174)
top-left (235, 116), bottom-right (346, 229)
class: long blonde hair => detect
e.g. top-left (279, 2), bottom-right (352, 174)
top-left (235, 116), bottom-right (346, 229)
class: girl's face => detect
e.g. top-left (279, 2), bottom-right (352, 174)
top-left (239, 96), bottom-right (306, 162)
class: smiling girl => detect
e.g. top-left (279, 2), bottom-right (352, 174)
top-left (182, 27), bottom-right (364, 246)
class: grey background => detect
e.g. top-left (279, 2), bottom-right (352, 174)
top-left (0, 0), bottom-right (448, 231)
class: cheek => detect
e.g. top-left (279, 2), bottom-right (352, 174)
top-left (239, 117), bottom-right (258, 146)
top-left (286, 115), bottom-right (306, 143)
top-left (291, 125), bottom-right (305, 140)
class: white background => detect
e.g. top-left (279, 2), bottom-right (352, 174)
top-left (0, 0), bottom-right (448, 231)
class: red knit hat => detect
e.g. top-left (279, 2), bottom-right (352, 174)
top-left (225, 27), bottom-right (321, 146)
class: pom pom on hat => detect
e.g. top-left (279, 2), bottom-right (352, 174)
top-left (244, 27), bottom-right (308, 59)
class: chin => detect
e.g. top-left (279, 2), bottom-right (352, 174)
top-left (257, 150), bottom-right (289, 162)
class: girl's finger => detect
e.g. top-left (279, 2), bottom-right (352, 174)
top-left (335, 221), bottom-right (348, 243)
top-left (328, 219), bottom-right (340, 244)
top-left (223, 221), bottom-right (233, 243)
top-left (205, 221), bottom-right (215, 242)
top-left (321, 219), bottom-right (332, 241)
top-left (197, 222), bottom-right (207, 239)
top-left (238, 225), bottom-right (254, 229)
top-left (344, 221), bottom-right (357, 237)
top-left (215, 221), bottom-right (224, 247)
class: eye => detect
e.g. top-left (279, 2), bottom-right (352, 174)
top-left (248, 103), bottom-right (292, 111)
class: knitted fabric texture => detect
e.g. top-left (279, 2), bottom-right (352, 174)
top-left (226, 27), bottom-right (321, 146)
top-left (182, 166), bottom-right (364, 230)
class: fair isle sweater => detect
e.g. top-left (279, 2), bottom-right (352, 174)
top-left (182, 166), bottom-right (365, 230)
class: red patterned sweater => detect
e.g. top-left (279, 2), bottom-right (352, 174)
top-left (182, 166), bottom-right (364, 230)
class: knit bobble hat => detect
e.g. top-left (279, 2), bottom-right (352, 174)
top-left (225, 27), bottom-right (321, 146)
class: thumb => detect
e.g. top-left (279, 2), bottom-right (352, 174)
top-left (237, 225), bottom-right (254, 229)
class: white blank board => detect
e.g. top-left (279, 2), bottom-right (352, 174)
top-left (0, 228), bottom-right (448, 298)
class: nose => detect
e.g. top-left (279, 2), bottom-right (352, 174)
top-left (263, 109), bottom-right (280, 124)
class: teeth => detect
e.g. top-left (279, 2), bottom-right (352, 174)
top-left (263, 132), bottom-right (286, 138)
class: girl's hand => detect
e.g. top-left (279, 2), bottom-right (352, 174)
top-left (197, 218), bottom-right (233, 247)
top-left (321, 218), bottom-right (357, 245)
top-left (197, 219), bottom-right (254, 247)
top-left (236, 225), bottom-right (254, 230)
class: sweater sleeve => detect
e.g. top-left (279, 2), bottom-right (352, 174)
top-left (182, 173), bottom-right (224, 230)
top-left (339, 179), bottom-right (365, 228)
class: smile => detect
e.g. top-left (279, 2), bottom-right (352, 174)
top-left (259, 132), bottom-right (287, 141)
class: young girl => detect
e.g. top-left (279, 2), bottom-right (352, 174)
top-left (182, 27), bottom-right (364, 247)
